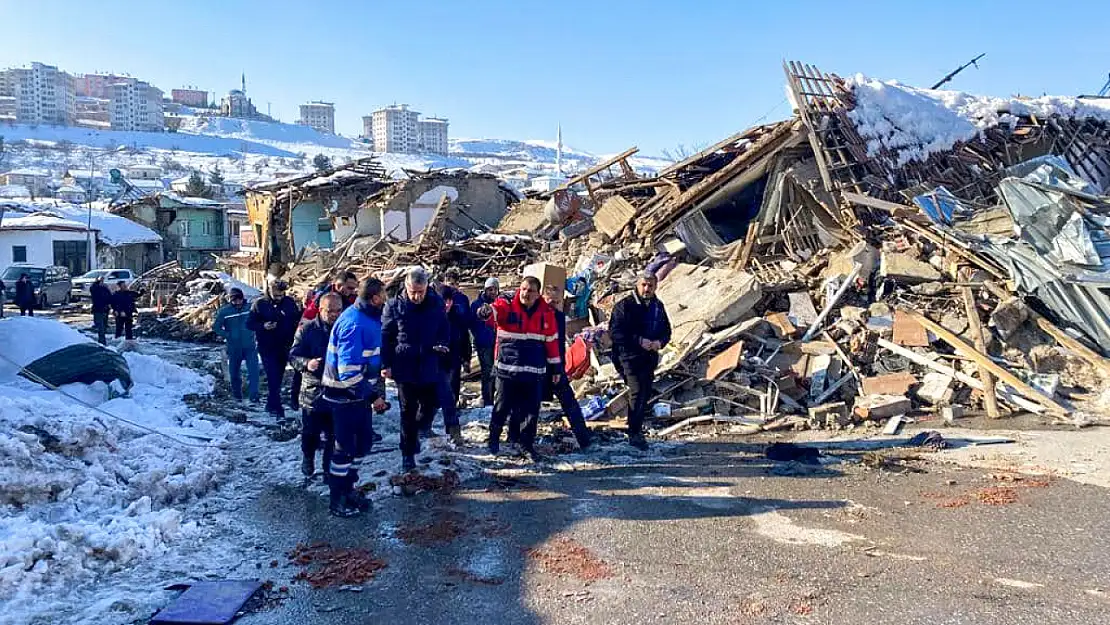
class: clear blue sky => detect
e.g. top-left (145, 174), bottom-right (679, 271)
top-left (3, 0), bottom-right (1108, 156)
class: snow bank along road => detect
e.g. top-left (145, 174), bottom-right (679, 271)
top-left (0, 326), bottom-right (480, 625)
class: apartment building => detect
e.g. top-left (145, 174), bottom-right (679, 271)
top-left (75, 96), bottom-right (110, 123)
top-left (76, 73), bottom-right (130, 98)
top-left (368, 104), bottom-right (419, 153)
top-left (109, 79), bottom-right (164, 131)
top-left (299, 101), bottom-right (335, 134)
top-left (171, 88), bottom-right (208, 107)
top-left (0, 70), bottom-right (14, 97)
top-left (418, 117), bottom-right (449, 155)
top-left (10, 62), bottom-right (76, 125)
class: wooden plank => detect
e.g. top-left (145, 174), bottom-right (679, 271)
top-left (594, 195), bottom-right (638, 240)
top-left (553, 147), bottom-right (639, 193)
top-left (962, 285), bottom-right (1001, 419)
top-left (898, 307), bottom-right (1069, 415)
top-left (735, 220), bottom-right (760, 270)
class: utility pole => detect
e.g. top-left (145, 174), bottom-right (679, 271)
top-left (931, 53), bottom-right (986, 90)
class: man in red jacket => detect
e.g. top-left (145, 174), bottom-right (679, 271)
top-left (477, 276), bottom-right (560, 461)
top-left (303, 271), bottom-right (358, 320)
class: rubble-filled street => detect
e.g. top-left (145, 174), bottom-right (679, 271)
top-left (8, 42), bottom-right (1110, 625)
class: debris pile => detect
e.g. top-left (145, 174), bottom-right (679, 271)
top-left (288, 542), bottom-right (388, 589)
top-left (526, 537), bottom-right (614, 581)
top-left (136, 267), bottom-right (260, 342)
top-left (509, 61), bottom-right (1110, 436)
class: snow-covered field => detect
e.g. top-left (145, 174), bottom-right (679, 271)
top-left (0, 316), bottom-right (485, 625)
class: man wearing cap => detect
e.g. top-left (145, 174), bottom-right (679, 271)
top-left (381, 268), bottom-right (451, 472)
top-left (470, 277), bottom-right (500, 407)
top-left (248, 278), bottom-right (301, 426)
top-left (320, 278), bottom-right (387, 517)
top-left (213, 287), bottom-right (259, 403)
top-left (609, 271), bottom-right (671, 450)
top-left (437, 267), bottom-right (472, 417)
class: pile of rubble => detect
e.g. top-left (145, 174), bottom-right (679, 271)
top-left (517, 61), bottom-right (1110, 436)
top-left (135, 262), bottom-right (260, 342)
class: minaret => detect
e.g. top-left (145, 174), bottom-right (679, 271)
top-left (556, 123), bottom-right (563, 176)
top-left (241, 73), bottom-right (246, 95)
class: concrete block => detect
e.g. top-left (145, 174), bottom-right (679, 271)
top-left (808, 402), bottom-right (849, 428)
top-left (990, 297), bottom-right (1028, 340)
top-left (765, 312), bottom-right (797, 339)
top-left (853, 394), bottom-right (912, 420)
top-left (880, 251), bottom-right (942, 284)
top-left (840, 305), bottom-right (868, 324)
top-left (656, 264), bottom-right (762, 343)
top-left (861, 372), bottom-right (917, 397)
top-left (893, 310), bottom-right (929, 347)
top-left (915, 371), bottom-right (954, 405)
top-left (824, 241), bottom-right (878, 284)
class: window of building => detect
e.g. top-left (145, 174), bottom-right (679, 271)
top-left (179, 220), bottom-right (191, 236)
top-left (12, 245), bottom-right (27, 263)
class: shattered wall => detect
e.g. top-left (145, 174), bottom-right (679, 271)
top-left (369, 174), bottom-right (512, 242)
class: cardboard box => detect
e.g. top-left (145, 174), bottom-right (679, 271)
top-left (523, 262), bottom-right (567, 291)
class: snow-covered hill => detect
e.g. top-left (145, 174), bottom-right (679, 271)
top-left (0, 113), bottom-right (669, 194)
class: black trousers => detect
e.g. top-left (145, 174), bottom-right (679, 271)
top-left (289, 370), bottom-right (302, 410)
top-left (114, 313), bottom-right (134, 339)
top-left (260, 351), bottom-right (288, 415)
top-left (301, 405), bottom-right (334, 470)
top-left (491, 375), bottom-right (542, 451)
top-left (552, 374), bottom-right (591, 448)
top-left (448, 364), bottom-right (462, 408)
top-left (398, 382), bottom-right (438, 458)
top-left (476, 347), bottom-right (495, 406)
top-left (622, 366), bottom-right (655, 438)
top-left (328, 400), bottom-right (372, 491)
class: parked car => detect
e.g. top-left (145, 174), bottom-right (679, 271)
top-left (72, 268), bottom-right (137, 299)
top-left (0, 264), bottom-right (74, 309)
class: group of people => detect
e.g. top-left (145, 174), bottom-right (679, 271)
top-left (0, 274), bottom-right (42, 317)
top-left (211, 265), bottom-right (671, 518)
top-left (89, 277), bottom-right (140, 344)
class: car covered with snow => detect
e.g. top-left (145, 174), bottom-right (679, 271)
top-left (71, 268), bottom-right (137, 299)
top-left (0, 264), bottom-right (73, 308)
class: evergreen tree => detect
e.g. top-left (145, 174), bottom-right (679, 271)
top-left (313, 153), bottom-right (331, 172)
top-left (186, 170), bottom-right (208, 197)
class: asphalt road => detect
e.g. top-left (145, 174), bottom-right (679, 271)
top-left (230, 435), bottom-right (1110, 625)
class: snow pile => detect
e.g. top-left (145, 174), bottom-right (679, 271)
top-left (847, 75), bottom-right (1110, 166)
top-left (0, 349), bottom-right (228, 621)
top-left (0, 317), bottom-right (92, 377)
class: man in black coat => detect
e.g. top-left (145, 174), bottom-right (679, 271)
top-left (0, 277), bottom-right (6, 318)
top-left (542, 285), bottom-right (591, 450)
top-left (608, 271), bottom-right (671, 450)
top-left (381, 268), bottom-right (451, 471)
top-left (89, 277), bottom-right (112, 345)
top-left (248, 278), bottom-right (301, 423)
top-left (15, 274), bottom-right (35, 316)
top-left (289, 292), bottom-right (343, 478)
top-left (110, 281), bottom-right (139, 340)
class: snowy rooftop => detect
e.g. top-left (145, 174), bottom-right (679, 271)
top-left (847, 76), bottom-right (1110, 166)
top-left (161, 192), bottom-right (224, 207)
top-left (0, 184), bottom-right (31, 198)
top-left (3, 167), bottom-right (51, 177)
top-left (0, 212), bottom-right (88, 231)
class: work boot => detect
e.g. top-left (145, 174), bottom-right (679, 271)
top-left (628, 434), bottom-right (649, 451)
top-left (300, 454), bottom-right (315, 477)
top-left (347, 489), bottom-right (372, 512)
top-left (525, 447), bottom-right (548, 463)
top-left (402, 455), bottom-right (416, 472)
top-left (328, 487), bottom-right (359, 518)
top-left (448, 425), bottom-right (464, 445)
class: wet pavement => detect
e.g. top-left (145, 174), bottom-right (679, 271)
top-left (232, 436), bottom-right (1110, 625)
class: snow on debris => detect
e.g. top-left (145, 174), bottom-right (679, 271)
top-left (847, 75), bottom-right (1110, 166)
top-left (182, 270), bottom-right (261, 306)
top-left (0, 342), bottom-right (229, 625)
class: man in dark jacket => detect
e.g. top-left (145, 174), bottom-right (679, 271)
top-left (438, 268), bottom-right (471, 418)
top-left (608, 271), bottom-right (671, 450)
top-left (470, 277), bottom-right (499, 406)
top-left (214, 287), bottom-right (259, 402)
top-left (0, 278), bottom-right (6, 318)
top-left (381, 268), bottom-right (451, 472)
top-left (542, 285), bottom-right (591, 450)
top-left (290, 292), bottom-right (343, 479)
top-left (110, 281), bottom-right (139, 340)
top-left (476, 276), bottom-right (561, 461)
top-left (295, 270), bottom-right (358, 411)
top-left (89, 277), bottom-right (112, 345)
top-left (248, 278), bottom-right (301, 423)
top-left (15, 274), bottom-right (35, 316)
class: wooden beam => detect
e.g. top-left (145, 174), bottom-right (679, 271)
top-left (898, 307), bottom-right (1069, 415)
top-left (554, 147), bottom-right (639, 192)
top-left (961, 286), bottom-right (1001, 419)
top-left (983, 280), bottom-right (1110, 376)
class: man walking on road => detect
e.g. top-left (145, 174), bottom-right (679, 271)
top-left (542, 285), bottom-right (591, 450)
top-left (381, 268), bottom-right (451, 472)
top-left (249, 278), bottom-right (300, 425)
top-left (110, 280), bottom-right (138, 340)
top-left (321, 278), bottom-right (387, 517)
top-left (476, 276), bottom-right (561, 461)
top-left (290, 292), bottom-right (342, 478)
top-left (214, 287), bottom-right (259, 403)
top-left (609, 271), bottom-right (671, 450)
top-left (438, 267), bottom-right (472, 418)
top-left (89, 276), bottom-right (112, 345)
top-left (470, 277), bottom-right (499, 407)
top-left (297, 270), bottom-right (358, 411)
